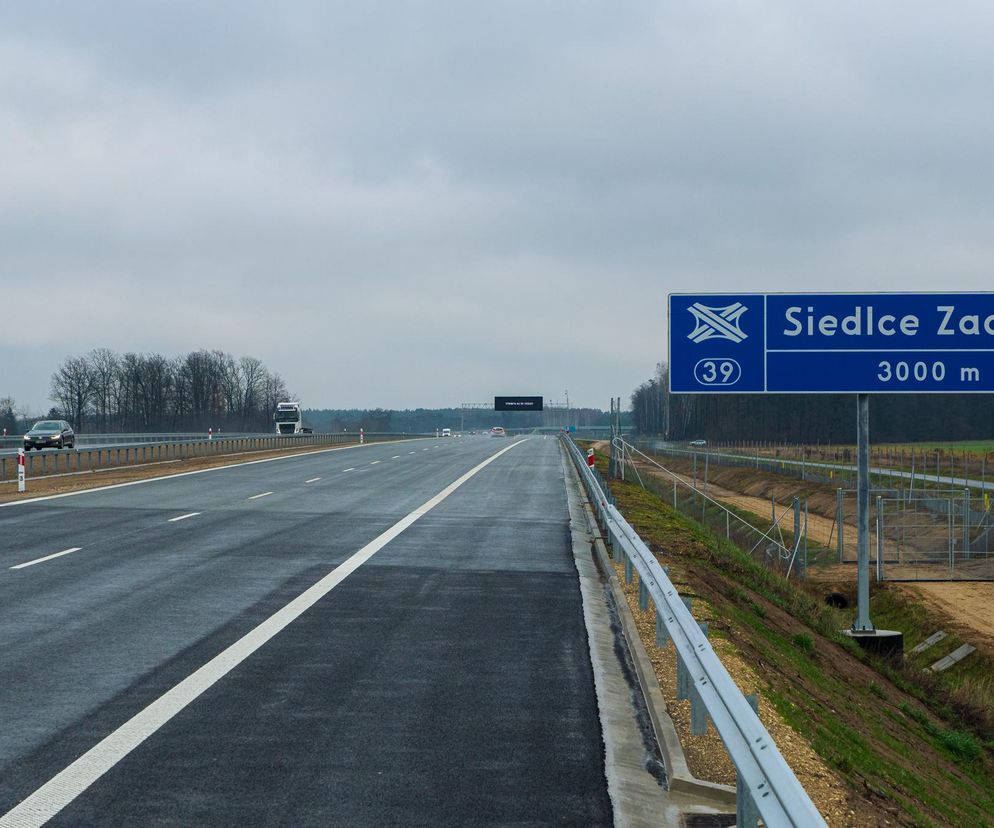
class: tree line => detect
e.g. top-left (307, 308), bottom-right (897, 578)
top-left (34, 348), bottom-right (291, 433)
top-left (305, 407), bottom-right (611, 434)
top-left (631, 363), bottom-right (994, 443)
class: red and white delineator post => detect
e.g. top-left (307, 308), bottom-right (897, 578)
top-left (586, 448), bottom-right (595, 468)
top-left (359, 428), bottom-right (364, 445)
top-left (208, 427), bottom-right (213, 440)
top-left (18, 447), bottom-right (26, 493)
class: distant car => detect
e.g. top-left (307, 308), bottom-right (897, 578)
top-left (490, 426), bottom-right (506, 437)
top-left (24, 420), bottom-right (75, 450)
top-left (689, 439), bottom-right (707, 447)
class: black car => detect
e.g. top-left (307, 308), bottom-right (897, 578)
top-left (24, 420), bottom-right (75, 450)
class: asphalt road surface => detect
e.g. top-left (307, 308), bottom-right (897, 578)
top-left (0, 436), bottom-right (614, 826)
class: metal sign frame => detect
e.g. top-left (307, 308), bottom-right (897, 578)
top-left (668, 292), bottom-right (994, 394)
top-left (494, 396), bottom-right (543, 411)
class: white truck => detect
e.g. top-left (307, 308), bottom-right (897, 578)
top-left (274, 402), bottom-right (313, 435)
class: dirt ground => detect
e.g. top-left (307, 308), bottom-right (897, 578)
top-left (899, 581), bottom-right (994, 649)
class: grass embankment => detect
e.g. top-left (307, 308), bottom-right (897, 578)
top-left (598, 453), bottom-right (994, 826)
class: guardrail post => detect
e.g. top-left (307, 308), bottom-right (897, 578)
top-left (655, 611), bottom-right (669, 647)
top-left (624, 551), bottom-right (633, 584)
top-left (690, 684), bottom-right (708, 735)
top-left (677, 651), bottom-right (690, 700)
top-left (638, 578), bottom-right (648, 610)
top-left (736, 772), bottom-right (759, 828)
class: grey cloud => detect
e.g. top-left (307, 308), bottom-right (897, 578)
top-left (3, 2), bottom-right (994, 412)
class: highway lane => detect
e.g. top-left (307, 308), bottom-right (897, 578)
top-left (0, 436), bottom-right (614, 825)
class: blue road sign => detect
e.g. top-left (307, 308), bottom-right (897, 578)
top-left (668, 293), bottom-right (994, 393)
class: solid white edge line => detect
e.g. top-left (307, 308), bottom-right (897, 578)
top-left (167, 513), bottom-right (201, 523)
top-left (304, 478), bottom-right (321, 484)
top-left (248, 492), bottom-right (273, 500)
top-left (0, 438), bottom-right (430, 510)
top-left (0, 438), bottom-right (527, 827)
top-left (10, 548), bottom-right (83, 570)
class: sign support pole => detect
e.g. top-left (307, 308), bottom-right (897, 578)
top-left (854, 393), bottom-right (874, 632)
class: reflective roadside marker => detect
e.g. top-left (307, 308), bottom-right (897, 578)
top-left (587, 448), bottom-right (595, 468)
top-left (18, 447), bottom-right (26, 493)
top-left (360, 428), bottom-right (364, 445)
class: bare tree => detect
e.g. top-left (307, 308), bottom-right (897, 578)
top-left (238, 356), bottom-right (266, 428)
top-left (88, 348), bottom-right (120, 431)
top-left (50, 355), bottom-right (95, 429)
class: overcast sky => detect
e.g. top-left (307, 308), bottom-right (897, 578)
top-left (4, 1), bottom-right (994, 413)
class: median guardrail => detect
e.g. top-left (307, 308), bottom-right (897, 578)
top-left (563, 435), bottom-right (826, 828)
top-left (0, 433), bottom-right (426, 484)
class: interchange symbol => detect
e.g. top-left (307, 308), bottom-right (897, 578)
top-left (687, 302), bottom-right (749, 344)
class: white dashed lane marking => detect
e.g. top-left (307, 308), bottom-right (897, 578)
top-left (343, 468), bottom-right (356, 472)
top-left (168, 513), bottom-right (201, 523)
top-left (305, 477), bottom-right (321, 484)
top-left (248, 492), bottom-right (273, 500)
top-left (10, 548), bottom-right (83, 571)
top-left (370, 461), bottom-right (381, 465)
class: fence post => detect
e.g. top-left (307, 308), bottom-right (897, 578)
top-left (963, 488), bottom-right (971, 559)
top-left (947, 498), bottom-right (954, 577)
top-left (837, 488), bottom-right (844, 563)
top-left (875, 496), bottom-right (883, 582)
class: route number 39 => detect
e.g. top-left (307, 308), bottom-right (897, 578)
top-left (694, 358), bottom-right (741, 386)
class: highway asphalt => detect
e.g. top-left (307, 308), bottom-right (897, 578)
top-left (0, 436), bottom-right (614, 826)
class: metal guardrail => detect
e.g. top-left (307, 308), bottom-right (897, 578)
top-left (562, 435), bottom-right (826, 828)
top-left (0, 433), bottom-right (425, 484)
top-left (0, 432), bottom-right (274, 451)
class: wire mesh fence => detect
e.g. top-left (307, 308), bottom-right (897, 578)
top-left (875, 491), bottom-right (994, 580)
top-left (613, 439), bottom-right (833, 581)
top-left (621, 437), bottom-right (994, 581)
